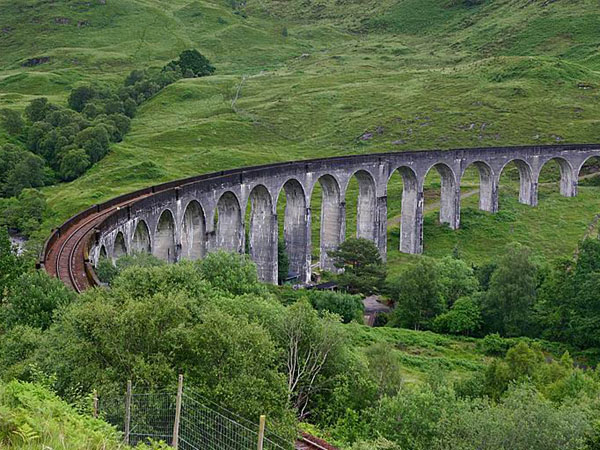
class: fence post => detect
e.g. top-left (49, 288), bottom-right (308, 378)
top-left (124, 380), bottom-right (132, 445)
top-left (92, 389), bottom-right (98, 419)
top-left (257, 415), bottom-right (266, 450)
top-left (172, 374), bottom-right (184, 449)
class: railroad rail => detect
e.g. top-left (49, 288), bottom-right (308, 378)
top-left (296, 433), bottom-right (338, 450)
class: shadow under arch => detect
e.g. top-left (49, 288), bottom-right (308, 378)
top-left (277, 178), bottom-right (309, 283)
top-left (215, 191), bottom-right (243, 254)
top-left (461, 161), bottom-right (497, 213)
top-left (248, 185), bottom-right (277, 283)
top-left (131, 220), bottom-right (152, 254)
top-left (113, 231), bottom-right (127, 261)
top-left (388, 165), bottom-right (421, 254)
top-left (424, 162), bottom-right (459, 229)
top-left (181, 200), bottom-right (206, 261)
top-left (154, 209), bottom-right (176, 262)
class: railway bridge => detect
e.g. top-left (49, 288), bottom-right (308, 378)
top-left (41, 144), bottom-right (600, 291)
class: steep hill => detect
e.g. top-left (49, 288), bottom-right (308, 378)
top-left (1, 0), bottom-right (599, 264)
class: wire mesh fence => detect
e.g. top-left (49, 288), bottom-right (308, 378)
top-left (97, 377), bottom-right (293, 449)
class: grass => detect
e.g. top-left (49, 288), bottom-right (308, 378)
top-left (1, 0), bottom-right (600, 269)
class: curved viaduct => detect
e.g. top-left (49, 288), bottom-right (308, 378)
top-left (42, 144), bottom-right (600, 291)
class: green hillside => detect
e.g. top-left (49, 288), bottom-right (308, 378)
top-left (1, 0), bottom-right (599, 265)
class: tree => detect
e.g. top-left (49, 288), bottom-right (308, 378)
top-left (169, 49), bottom-right (216, 78)
top-left (481, 243), bottom-right (538, 337)
top-left (306, 290), bottom-right (364, 323)
top-left (4, 152), bottom-right (46, 197)
top-left (278, 299), bottom-right (346, 418)
top-left (25, 97), bottom-right (49, 122)
top-left (329, 238), bottom-right (387, 295)
top-left (365, 342), bottom-right (403, 397)
top-left (0, 227), bottom-right (27, 299)
top-left (75, 125), bottom-right (110, 163)
top-left (433, 295), bottom-right (482, 335)
top-left (68, 85), bottom-right (96, 112)
top-left (437, 257), bottom-right (479, 306)
top-left (0, 108), bottom-right (24, 136)
top-left (388, 258), bottom-right (446, 330)
top-left (199, 251), bottom-right (264, 296)
top-left (1, 271), bottom-right (75, 330)
top-left (59, 148), bottom-right (90, 181)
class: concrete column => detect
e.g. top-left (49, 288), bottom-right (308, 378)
top-left (516, 160), bottom-right (537, 206)
top-left (355, 171), bottom-right (377, 242)
top-left (248, 186), bottom-right (277, 284)
top-left (480, 169), bottom-right (499, 213)
top-left (400, 182), bottom-right (424, 254)
top-left (181, 201), bottom-right (206, 260)
top-left (216, 192), bottom-right (243, 253)
top-left (375, 195), bottom-right (388, 261)
top-left (437, 165), bottom-right (460, 230)
top-left (558, 161), bottom-right (578, 198)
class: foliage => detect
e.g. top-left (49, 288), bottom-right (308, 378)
top-left (165, 49), bottom-right (216, 78)
top-left (0, 189), bottom-right (48, 236)
top-left (0, 227), bottom-right (27, 299)
top-left (436, 257), bottom-right (479, 306)
top-left (0, 109), bottom-right (24, 136)
top-left (305, 290), bottom-right (364, 323)
top-left (364, 342), bottom-right (403, 397)
top-left (199, 251), bottom-right (265, 296)
top-left (433, 296), bottom-right (482, 335)
top-left (481, 243), bottom-right (538, 337)
top-left (480, 332), bottom-right (510, 356)
top-left (1, 271), bottom-right (75, 330)
top-left (388, 258), bottom-right (446, 330)
top-left (330, 238), bottom-right (387, 295)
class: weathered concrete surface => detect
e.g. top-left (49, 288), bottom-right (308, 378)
top-left (88, 144), bottom-right (600, 284)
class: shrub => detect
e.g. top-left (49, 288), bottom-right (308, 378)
top-left (306, 290), bottom-right (364, 323)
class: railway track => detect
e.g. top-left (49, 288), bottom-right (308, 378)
top-left (295, 434), bottom-right (338, 450)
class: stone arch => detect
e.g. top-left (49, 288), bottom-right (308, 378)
top-left (131, 220), bottom-right (151, 254)
top-left (425, 162), bottom-right (459, 229)
top-left (154, 209), bottom-right (176, 262)
top-left (181, 200), bottom-right (206, 260)
top-left (388, 166), bottom-right (421, 254)
top-left (278, 179), bottom-right (310, 283)
top-left (215, 191), bottom-right (243, 253)
top-left (348, 170), bottom-right (377, 242)
top-left (248, 185), bottom-right (277, 283)
top-left (113, 231), bottom-right (127, 261)
top-left (500, 159), bottom-right (536, 206)
top-left (539, 157), bottom-right (577, 198)
top-left (313, 174), bottom-right (344, 272)
top-left (461, 161), bottom-right (497, 212)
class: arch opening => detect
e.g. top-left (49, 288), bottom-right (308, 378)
top-left (181, 201), bottom-right (206, 260)
top-left (215, 191), bottom-right (243, 254)
top-left (247, 185), bottom-right (277, 283)
top-left (499, 159), bottom-right (536, 206)
top-left (312, 175), bottom-right (344, 273)
top-left (154, 209), bottom-right (176, 262)
top-left (461, 161), bottom-right (496, 213)
top-left (424, 163), bottom-right (459, 230)
top-left (131, 220), bottom-right (151, 254)
top-left (350, 170), bottom-right (377, 242)
top-left (538, 157), bottom-right (576, 199)
top-left (277, 179), bottom-right (309, 283)
top-left (388, 166), bottom-right (421, 254)
top-left (113, 231), bottom-right (127, 261)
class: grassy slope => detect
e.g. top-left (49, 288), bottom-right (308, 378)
top-left (1, 0), bottom-right (600, 265)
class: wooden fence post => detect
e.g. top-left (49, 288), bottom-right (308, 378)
top-left (172, 374), bottom-right (184, 449)
top-left (124, 380), bottom-right (132, 445)
top-left (93, 389), bottom-right (98, 419)
top-left (257, 415), bottom-right (266, 450)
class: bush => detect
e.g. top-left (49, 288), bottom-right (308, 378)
top-left (480, 333), bottom-right (510, 356)
top-left (199, 251), bottom-right (263, 296)
top-left (306, 290), bottom-right (364, 323)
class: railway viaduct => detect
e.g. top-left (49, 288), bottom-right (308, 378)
top-left (41, 144), bottom-right (600, 290)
